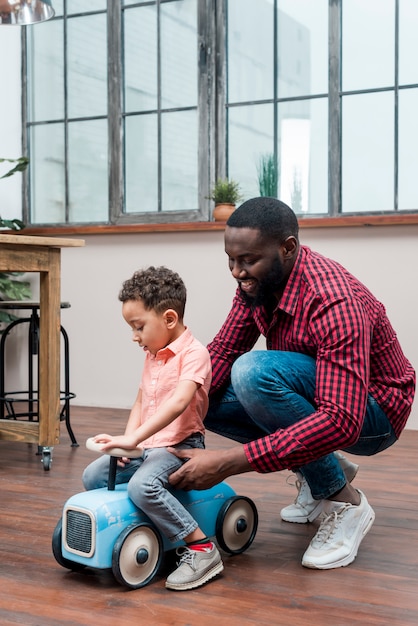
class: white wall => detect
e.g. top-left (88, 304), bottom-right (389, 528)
top-left (51, 227), bottom-right (418, 432)
top-left (1, 29), bottom-right (417, 430)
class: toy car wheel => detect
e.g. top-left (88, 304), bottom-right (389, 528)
top-left (215, 496), bottom-right (258, 555)
top-left (112, 522), bottom-right (163, 589)
top-left (52, 518), bottom-right (86, 571)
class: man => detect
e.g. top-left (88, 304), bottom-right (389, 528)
top-left (169, 197), bottom-right (415, 570)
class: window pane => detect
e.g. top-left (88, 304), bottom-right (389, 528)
top-left (67, 14), bottom-right (107, 118)
top-left (51, 0), bottom-right (63, 17)
top-left (279, 98), bottom-right (328, 214)
top-left (68, 120), bottom-right (108, 222)
top-left (228, 104), bottom-right (275, 199)
top-left (277, 0), bottom-right (328, 97)
top-left (30, 124), bottom-right (65, 223)
top-left (161, 0), bottom-right (197, 108)
top-left (161, 110), bottom-right (198, 212)
top-left (398, 88), bottom-right (418, 211)
top-left (228, 99), bottom-right (327, 214)
top-left (67, 0), bottom-right (106, 13)
top-left (125, 115), bottom-right (158, 214)
top-left (399, 0), bottom-right (418, 85)
top-left (342, 92), bottom-right (394, 212)
top-left (228, 0), bottom-right (274, 102)
top-left (342, 0), bottom-right (395, 91)
top-left (124, 6), bottom-right (158, 112)
top-left (27, 20), bottom-right (64, 122)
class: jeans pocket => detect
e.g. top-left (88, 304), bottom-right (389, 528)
top-left (346, 430), bottom-right (397, 456)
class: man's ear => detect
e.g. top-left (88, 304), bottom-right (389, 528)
top-left (163, 309), bottom-right (178, 329)
top-left (282, 236), bottom-right (298, 259)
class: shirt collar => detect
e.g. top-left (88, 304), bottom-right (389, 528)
top-left (151, 326), bottom-right (192, 360)
top-left (278, 246), bottom-right (308, 316)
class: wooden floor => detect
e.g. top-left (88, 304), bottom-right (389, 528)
top-left (0, 406), bottom-right (417, 626)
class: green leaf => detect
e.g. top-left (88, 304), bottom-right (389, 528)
top-left (0, 156), bottom-right (29, 180)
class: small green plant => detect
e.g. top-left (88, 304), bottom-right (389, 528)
top-left (257, 153), bottom-right (279, 198)
top-left (0, 156), bottom-right (31, 329)
top-left (209, 178), bottom-right (243, 205)
top-left (0, 156), bottom-right (30, 180)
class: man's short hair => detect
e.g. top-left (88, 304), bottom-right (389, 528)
top-left (227, 197), bottom-right (299, 242)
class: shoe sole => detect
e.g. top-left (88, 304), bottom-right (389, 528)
top-left (165, 561), bottom-right (224, 591)
top-left (301, 507), bottom-right (375, 570)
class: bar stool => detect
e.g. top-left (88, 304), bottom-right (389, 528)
top-left (0, 301), bottom-right (78, 458)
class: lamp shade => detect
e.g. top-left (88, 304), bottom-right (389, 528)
top-left (0, 0), bottom-right (54, 25)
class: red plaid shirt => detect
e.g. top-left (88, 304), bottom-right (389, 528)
top-left (208, 246), bottom-right (415, 473)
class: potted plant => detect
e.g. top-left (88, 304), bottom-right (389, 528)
top-left (257, 153), bottom-right (279, 198)
top-left (209, 178), bottom-right (243, 221)
top-left (0, 157), bottom-right (31, 329)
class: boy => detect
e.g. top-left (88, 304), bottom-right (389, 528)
top-left (82, 266), bottom-right (223, 590)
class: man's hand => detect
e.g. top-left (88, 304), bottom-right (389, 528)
top-left (168, 446), bottom-right (251, 490)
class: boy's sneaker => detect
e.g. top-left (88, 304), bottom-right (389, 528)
top-left (280, 452), bottom-right (359, 524)
top-left (301, 489), bottom-right (375, 569)
top-left (165, 543), bottom-right (224, 591)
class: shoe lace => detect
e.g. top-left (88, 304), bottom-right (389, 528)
top-left (176, 547), bottom-right (196, 568)
top-left (286, 472), bottom-right (304, 503)
top-left (314, 504), bottom-right (350, 544)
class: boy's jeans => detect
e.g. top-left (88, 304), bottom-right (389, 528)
top-left (205, 351), bottom-right (396, 500)
top-left (82, 434), bottom-right (204, 542)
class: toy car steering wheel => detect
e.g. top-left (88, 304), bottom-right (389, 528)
top-left (86, 436), bottom-right (144, 459)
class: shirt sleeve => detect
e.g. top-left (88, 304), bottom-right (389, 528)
top-left (178, 343), bottom-right (212, 388)
top-left (244, 296), bottom-right (372, 472)
top-left (207, 289), bottom-right (260, 394)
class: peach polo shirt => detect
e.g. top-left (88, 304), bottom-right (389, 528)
top-left (139, 327), bottom-right (212, 448)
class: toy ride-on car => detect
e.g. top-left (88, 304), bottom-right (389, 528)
top-left (52, 439), bottom-right (258, 589)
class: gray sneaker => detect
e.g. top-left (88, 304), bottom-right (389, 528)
top-left (280, 452), bottom-right (359, 524)
top-left (165, 544), bottom-right (224, 591)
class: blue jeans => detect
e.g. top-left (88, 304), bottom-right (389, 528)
top-left (205, 351), bottom-right (397, 500)
top-left (82, 434), bottom-right (204, 543)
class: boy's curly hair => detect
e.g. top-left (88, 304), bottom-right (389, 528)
top-left (119, 266), bottom-right (186, 319)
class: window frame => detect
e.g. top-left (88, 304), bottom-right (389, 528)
top-left (20, 0), bottom-right (418, 232)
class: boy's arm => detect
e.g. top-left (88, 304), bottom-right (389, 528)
top-left (124, 387), bottom-right (142, 436)
top-left (95, 379), bottom-right (199, 451)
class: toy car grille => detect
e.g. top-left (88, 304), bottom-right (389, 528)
top-left (65, 508), bottom-right (94, 555)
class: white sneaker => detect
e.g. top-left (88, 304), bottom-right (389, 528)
top-left (301, 489), bottom-right (375, 569)
top-left (280, 452), bottom-right (359, 524)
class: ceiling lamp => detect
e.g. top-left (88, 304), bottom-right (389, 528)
top-left (0, 0), bottom-right (54, 25)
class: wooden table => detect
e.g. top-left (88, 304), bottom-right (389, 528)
top-left (0, 234), bottom-right (84, 453)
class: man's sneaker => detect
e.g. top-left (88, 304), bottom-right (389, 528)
top-left (280, 452), bottom-right (359, 524)
top-left (280, 471), bottom-right (324, 524)
top-left (334, 451), bottom-right (359, 483)
top-left (301, 489), bottom-right (375, 569)
top-left (165, 543), bottom-right (224, 591)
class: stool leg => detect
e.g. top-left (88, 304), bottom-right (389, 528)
top-left (60, 325), bottom-right (78, 446)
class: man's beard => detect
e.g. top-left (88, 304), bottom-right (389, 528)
top-left (242, 256), bottom-right (285, 309)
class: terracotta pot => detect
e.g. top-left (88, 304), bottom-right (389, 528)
top-left (213, 203), bottom-right (236, 222)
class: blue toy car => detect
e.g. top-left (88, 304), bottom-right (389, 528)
top-left (52, 442), bottom-right (258, 589)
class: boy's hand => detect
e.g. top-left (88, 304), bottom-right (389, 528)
top-left (93, 433), bottom-right (139, 452)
